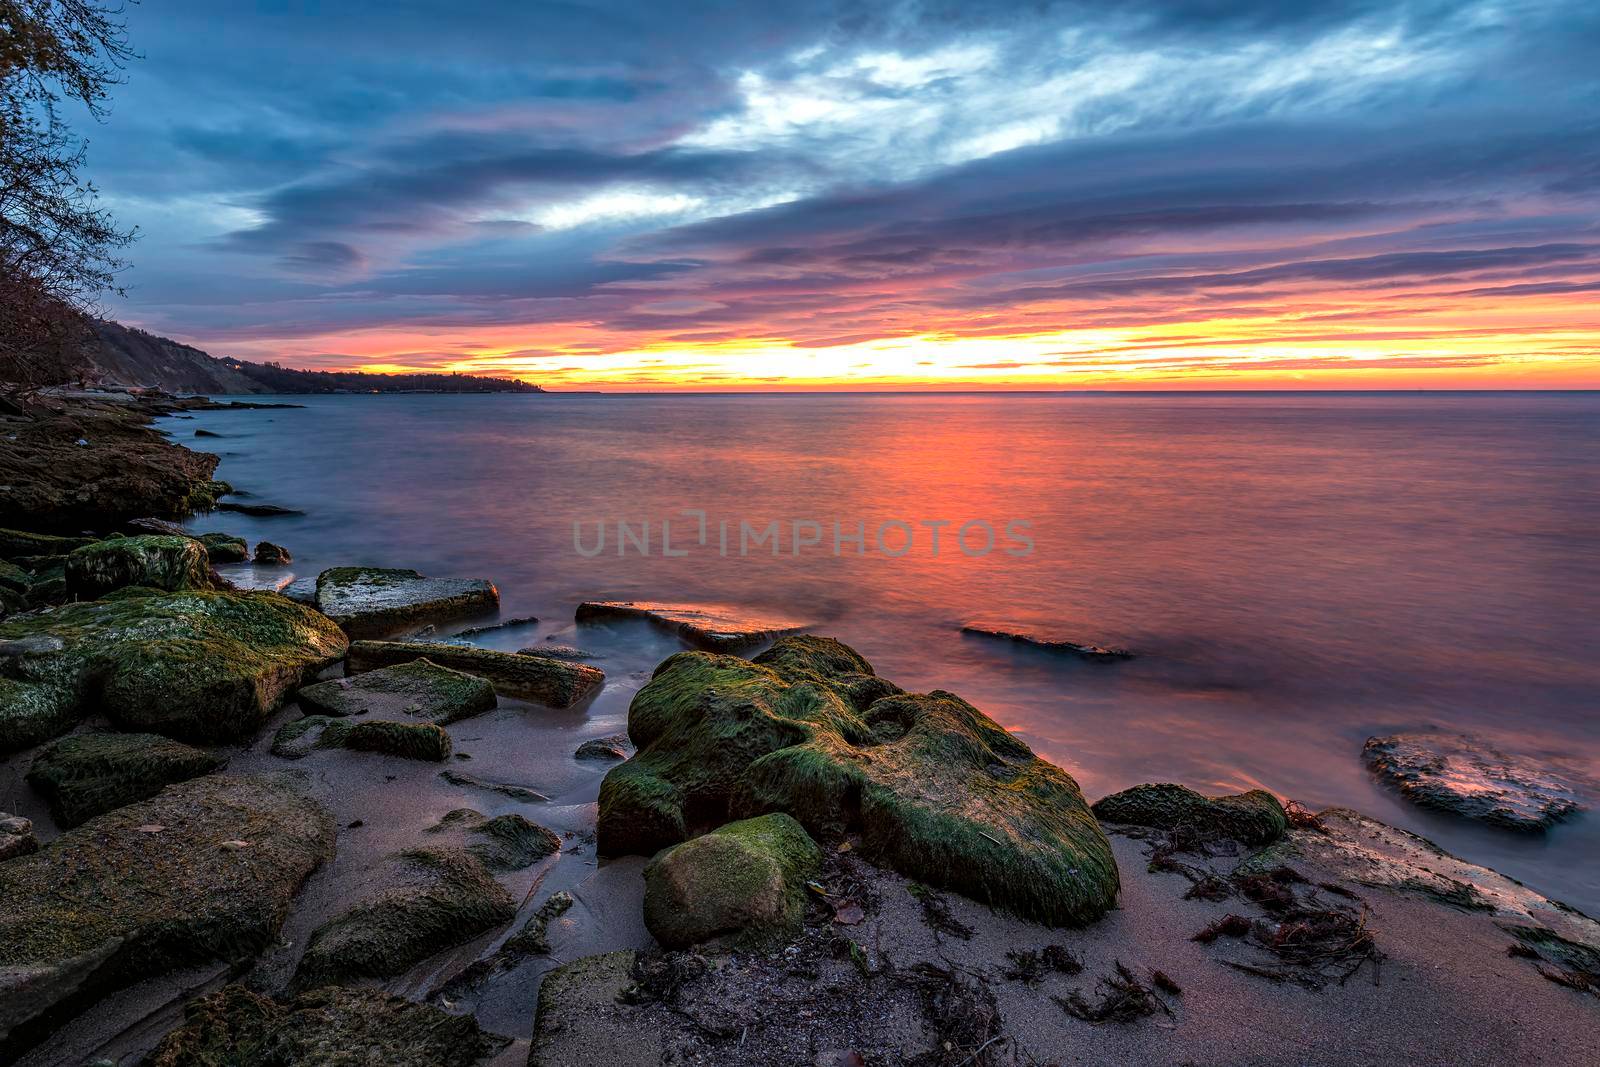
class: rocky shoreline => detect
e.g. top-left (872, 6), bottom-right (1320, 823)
top-left (0, 391), bottom-right (1595, 1065)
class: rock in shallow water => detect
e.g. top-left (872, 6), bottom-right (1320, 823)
top-left (1091, 783), bottom-right (1289, 846)
top-left (0, 589), bottom-right (348, 752)
top-left (644, 813), bottom-right (822, 950)
top-left (576, 600), bottom-right (810, 651)
top-left (315, 566), bottom-right (499, 639)
top-left (26, 731), bottom-right (226, 828)
top-left (146, 984), bottom-right (508, 1067)
top-left (1362, 732), bottom-right (1584, 832)
top-left (598, 634), bottom-right (1119, 927)
top-left (574, 733), bottom-right (630, 761)
top-left (0, 774), bottom-right (333, 1054)
top-left (961, 621), bottom-right (1133, 661)
top-left (426, 807), bottom-right (561, 871)
top-left (272, 715), bottom-right (453, 761)
top-left (297, 657), bottom-right (496, 723)
top-left (347, 639), bottom-right (603, 707)
top-left (196, 531), bottom-right (247, 563)
top-left (292, 847), bottom-right (515, 989)
top-left (65, 534), bottom-right (211, 598)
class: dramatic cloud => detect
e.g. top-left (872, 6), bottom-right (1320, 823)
top-left (81, 0), bottom-right (1600, 387)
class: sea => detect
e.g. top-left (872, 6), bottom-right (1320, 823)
top-left (163, 391), bottom-right (1600, 914)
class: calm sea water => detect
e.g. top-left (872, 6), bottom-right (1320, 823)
top-left (167, 392), bottom-right (1600, 912)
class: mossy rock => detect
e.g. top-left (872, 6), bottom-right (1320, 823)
top-left (272, 715), bottom-right (452, 761)
top-left (297, 657), bottom-right (497, 723)
top-left (1091, 782), bottom-right (1289, 845)
top-left (0, 774), bottom-right (334, 1055)
top-left (0, 529), bottom-right (97, 559)
top-left (643, 813), bottom-right (821, 950)
top-left (147, 983), bottom-right (509, 1067)
top-left (65, 535), bottom-right (211, 598)
top-left (314, 566), bottom-right (500, 639)
top-left (0, 589), bottom-right (348, 752)
top-left (427, 807), bottom-right (561, 871)
top-left (293, 847), bottom-right (516, 989)
top-left (599, 635), bottom-right (1119, 927)
top-left (347, 639), bottom-right (603, 708)
top-left (0, 560), bottom-right (30, 594)
top-left (196, 532), bottom-right (248, 564)
top-left (26, 731), bottom-right (226, 828)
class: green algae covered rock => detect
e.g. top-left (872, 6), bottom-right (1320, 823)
top-left (197, 532), bottom-right (248, 564)
top-left (272, 715), bottom-right (453, 761)
top-left (643, 813), bottom-right (821, 949)
top-left (65, 534), bottom-right (211, 598)
top-left (147, 983), bottom-right (509, 1067)
top-left (426, 807), bottom-right (561, 871)
top-left (1091, 782), bottom-right (1289, 846)
top-left (0, 589), bottom-right (348, 752)
top-left (0, 529), bottom-right (97, 559)
top-left (296, 657), bottom-right (496, 723)
top-left (293, 847), bottom-right (515, 989)
top-left (599, 635), bottom-right (1119, 927)
top-left (0, 560), bottom-right (29, 594)
top-left (314, 566), bottom-right (500, 639)
top-left (347, 639), bottom-right (603, 707)
top-left (25, 731), bottom-right (226, 827)
top-left (0, 774), bottom-right (334, 1052)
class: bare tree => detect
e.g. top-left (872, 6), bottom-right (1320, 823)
top-left (1, 0), bottom-right (137, 394)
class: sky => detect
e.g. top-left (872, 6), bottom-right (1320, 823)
top-left (78, 0), bottom-right (1600, 389)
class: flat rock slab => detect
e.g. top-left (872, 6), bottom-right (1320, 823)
top-left (147, 984), bottom-right (508, 1067)
top-left (961, 621), bottom-right (1133, 661)
top-left (272, 716), bottom-right (452, 762)
top-left (0, 774), bottom-right (334, 1054)
top-left (576, 600), bottom-right (809, 651)
top-left (26, 731), bottom-right (226, 828)
top-left (315, 567), bottom-right (500, 639)
top-left (297, 658), bottom-right (497, 724)
top-left (347, 640), bottom-right (603, 707)
top-left (1363, 733), bottom-right (1585, 831)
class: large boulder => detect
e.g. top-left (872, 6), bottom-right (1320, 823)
top-left (1362, 733), bottom-right (1583, 832)
top-left (65, 534), bottom-right (211, 598)
top-left (598, 635), bottom-right (1119, 927)
top-left (0, 589), bottom-right (348, 752)
top-left (1091, 783), bottom-right (1289, 846)
top-left (314, 566), bottom-right (499, 639)
top-left (347, 640), bottom-right (603, 707)
top-left (293, 847), bottom-right (515, 989)
top-left (271, 715), bottom-right (453, 761)
top-left (643, 813), bottom-right (821, 949)
top-left (296, 657), bottom-right (496, 723)
top-left (147, 984), bottom-right (508, 1067)
top-left (0, 774), bottom-right (334, 1054)
top-left (26, 731), bottom-right (226, 827)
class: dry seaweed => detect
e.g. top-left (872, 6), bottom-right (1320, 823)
top-left (1003, 945), bottom-right (1083, 984)
top-left (900, 962), bottom-right (1007, 1066)
top-left (1193, 914), bottom-right (1253, 944)
top-left (1054, 961), bottom-right (1172, 1024)
top-left (908, 882), bottom-right (974, 941)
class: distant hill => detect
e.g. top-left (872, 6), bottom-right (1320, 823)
top-left (88, 320), bottom-right (543, 394)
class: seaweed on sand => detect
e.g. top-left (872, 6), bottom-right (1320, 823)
top-left (1500, 924), bottom-right (1600, 998)
top-left (1003, 945), bottom-right (1083, 984)
top-left (908, 882), bottom-right (974, 940)
top-left (900, 962), bottom-right (1007, 1066)
top-left (1203, 873), bottom-right (1382, 989)
top-left (1054, 961), bottom-right (1174, 1023)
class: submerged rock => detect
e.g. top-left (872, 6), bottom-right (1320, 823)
top-left (294, 847), bottom-right (515, 989)
top-left (315, 566), bottom-right (499, 639)
top-left (0, 589), bottom-right (348, 752)
top-left (575, 733), bottom-right (631, 761)
top-left (0, 774), bottom-right (333, 1052)
top-left (65, 534), bottom-right (211, 598)
top-left (1362, 733), bottom-right (1584, 832)
top-left (26, 731), bottom-right (226, 827)
top-left (519, 643), bottom-right (598, 661)
top-left (215, 501), bottom-right (304, 517)
top-left (576, 600), bottom-right (810, 651)
top-left (1091, 783), bottom-right (1288, 846)
top-left (252, 540), bottom-right (291, 565)
top-left (451, 614), bottom-right (539, 637)
top-left (598, 635), bottom-right (1119, 927)
top-left (426, 807), bottom-right (561, 871)
top-left (961, 621), bottom-right (1133, 662)
top-left (297, 657), bottom-right (497, 723)
top-left (438, 768), bottom-right (549, 802)
top-left (147, 983), bottom-right (509, 1067)
top-left (644, 813), bottom-right (822, 950)
top-left (197, 532), bottom-right (248, 563)
top-left (272, 715), bottom-right (453, 761)
top-left (0, 812), bottom-right (37, 861)
top-left (347, 640), bottom-right (603, 707)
